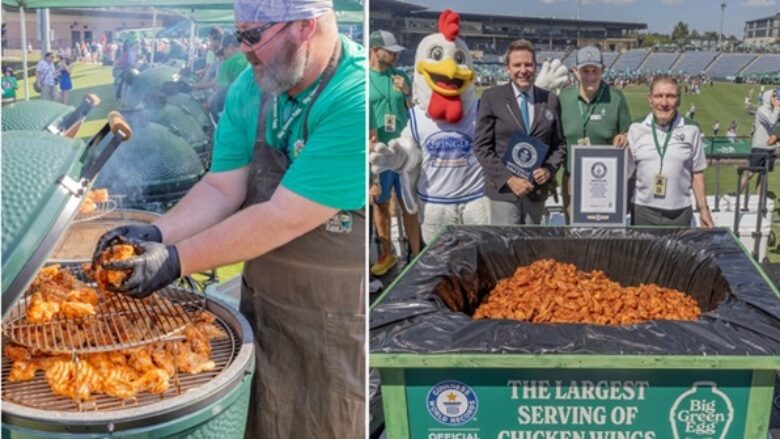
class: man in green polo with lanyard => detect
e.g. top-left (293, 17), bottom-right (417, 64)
top-left (208, 33), bottom-right (248, 121)
top-left (368, 30), bottom-right (421, 276)
top-left (93, 0), bottom-right (365, 437)
top-left (559, 45), bottom-right (632, 221)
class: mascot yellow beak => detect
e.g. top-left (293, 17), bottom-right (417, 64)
top-left (417, 58), bottom-right (473, 97)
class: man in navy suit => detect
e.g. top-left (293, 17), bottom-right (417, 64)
top-left (474, 39), bottom-right (566, 225)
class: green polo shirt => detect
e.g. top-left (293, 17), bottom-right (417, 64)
top-left (369, 67), bottom-right (410, 144)
top-left (2, 75), bottom-right (18, 99)
top-left (559, 82), bottom-right (632, 172)
top-left (216, 52), bottom-right (249, 88)
top-left (210, 34), bottom-right (365, 210)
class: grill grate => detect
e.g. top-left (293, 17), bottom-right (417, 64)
top-left (73, 199), bottom-right (118, 223)
top-left (1, 313), bottom-right (238, 412)
top-left (2, 265), bottom-right (206, 354)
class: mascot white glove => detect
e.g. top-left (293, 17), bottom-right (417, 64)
top-left (369, 139), bottom-right (422, 214)
top-left (535, 59), bottom-right (569, 92)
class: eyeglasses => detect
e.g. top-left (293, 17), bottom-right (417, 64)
top-left (235, 21), bottom-right (292, 47)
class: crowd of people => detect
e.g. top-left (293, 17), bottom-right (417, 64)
top-left (31, 51), bottom-right (72, 104)
top-left (369, 29), bottom-right (780, 277)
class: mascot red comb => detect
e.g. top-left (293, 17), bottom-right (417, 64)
top-left (370, 10), bottom-right (489, 243)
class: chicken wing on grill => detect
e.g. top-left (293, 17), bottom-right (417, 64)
top-left (27, 292), bottom-right (61, 323)
top-left (78, 189), bottom-right (109, 215)
top-left (101, 367), bottom-right (138, 399)
top-left (170, 342), bottom-right (215, 374)
top-left (5, 345), bottom-right (32, 362)
top-left (60, 301), bottom-right (96, 319)
top-left (133, 368), bottom-right (171, 395)
top-left (151, 344), bottom-right (176, 376)
top-left (8, 360), bottom-right (39, 381)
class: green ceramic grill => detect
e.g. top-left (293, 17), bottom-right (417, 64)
top-left (1, 121), bottom-right (254, 438)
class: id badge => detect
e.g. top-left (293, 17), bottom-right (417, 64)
top-left (578, 137), bottom-right (591, 146)
top-left (383, 114), bottom-right (396, 133)
top-left (325, 211), bottom-right (353, 234)
top-left (653, 173), bottom-right (667, 198)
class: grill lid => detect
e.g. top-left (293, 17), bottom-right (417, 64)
top-left (93, 122), bottom-right (204, 200)
top-left (166, 93), bottom-right (213, 134)
top-left (2, 101), bottom-right (75, 132)
top-left (2, 114), bottom-right (131, 317)
top-left (2, 131), bottom-right (87, 313)
top-left (120, 64), bottom-right (182, 111)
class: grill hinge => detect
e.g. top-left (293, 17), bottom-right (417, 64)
top-left (58, 175), bottom-right (89, 197)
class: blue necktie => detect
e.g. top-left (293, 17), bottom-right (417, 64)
top-left (520, 92), bottom-right (530, 132)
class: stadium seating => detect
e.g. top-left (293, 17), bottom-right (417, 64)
top-left (639, 52), bottom-right (679, 74)
top-left (562, 51), bottom-right (576, 68)
top-left (741, 54), bottom-right (780, 74)
top-left (706, 53), bottom-right (756, 79)
top-left (610, 49), bottom-right (649, 72)
top-left (671, 51), bottom-right (718, 75)
top-left (536, 51), bottom-right (566, 66)
top-left (561, 51), bottom-right (618, 69)
top-left (602, 52), bottom-right (619, 68)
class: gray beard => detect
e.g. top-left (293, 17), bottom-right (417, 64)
top-left (254, 40), bottom-right (308, 96)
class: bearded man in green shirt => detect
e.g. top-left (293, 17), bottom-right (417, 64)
top-left (93, 1), bottom-right (365, 437)
top-left (559, 45), bottom-right (632, 221)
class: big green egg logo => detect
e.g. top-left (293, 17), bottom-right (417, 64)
top-left (669, 381), bottom-right (734, 439)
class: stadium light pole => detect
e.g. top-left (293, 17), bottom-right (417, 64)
top-left (718, 1), bottom-right (726, 49)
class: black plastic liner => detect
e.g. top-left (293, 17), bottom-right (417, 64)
top-left (370, 227), bottom-right (780, 355)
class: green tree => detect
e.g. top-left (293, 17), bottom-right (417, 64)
top-left (671, 21), bottom-right (690, 44)
top-left (639, 32), bottom-right (673, 48)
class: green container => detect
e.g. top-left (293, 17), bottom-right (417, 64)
top-left (370, 227), bottom-right (780, 439)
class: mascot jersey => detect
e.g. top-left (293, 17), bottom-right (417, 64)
top-left (408, 102), bottom-right (484, 204)
top-left (405, 9), bottom-right (485, 205)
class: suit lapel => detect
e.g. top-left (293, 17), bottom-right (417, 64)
top-left (530, 86), bottom-right (547, 136)
top-left (503, 83), bottom-right (529, 133)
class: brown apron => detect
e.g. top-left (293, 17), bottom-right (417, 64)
top-left (239, 48), bottom-right (365, 438)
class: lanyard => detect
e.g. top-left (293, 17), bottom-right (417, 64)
top-left (651, 113), bottom-right (676, 173)
top-left (269, 39), bottom-right (341, 149)
top-left (576, 83), bottom-right (604, 136)
top-left (369, 69), bottom-right (398, 118)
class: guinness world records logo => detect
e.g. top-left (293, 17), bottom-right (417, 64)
top-left (511, 142), bottom-right (537, 167)
top-left (426, 380), bottom-right (479, 425)
top-left (590, 161), bottom-right (608, 179)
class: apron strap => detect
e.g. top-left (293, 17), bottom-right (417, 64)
top-left (300, 38), bottom-right (342, 143)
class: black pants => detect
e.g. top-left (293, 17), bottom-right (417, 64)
top-left (633, 204), bottom-right (692, 226)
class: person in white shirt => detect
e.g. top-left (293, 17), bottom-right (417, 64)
top-left (740, 89), bottom-right (780, 194)
top-left (35, 52), bottom-right (57, 101)
top-left (627, 75), bottom-right (713, 227)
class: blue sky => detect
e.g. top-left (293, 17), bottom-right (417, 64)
top-left (411, 0), bottom-right (778, 38)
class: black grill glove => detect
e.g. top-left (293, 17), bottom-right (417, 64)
top-left (93, 225), bottom-right (163, 262)
top-left (102, 239), bottom-right (181, 299)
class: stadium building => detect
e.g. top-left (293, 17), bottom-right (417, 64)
top-left (370, 0), bottom-right (646, 63)
top-left (744, 12), bottom-right (780, 48)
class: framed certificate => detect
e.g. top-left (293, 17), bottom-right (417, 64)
top-left (571, 145), bottom-right (628, 227)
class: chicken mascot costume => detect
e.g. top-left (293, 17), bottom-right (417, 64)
top-left (371, 9), bottom-right (568, 243)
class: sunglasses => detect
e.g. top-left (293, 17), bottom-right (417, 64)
top-left (235, 21), bottom-right (292, 47)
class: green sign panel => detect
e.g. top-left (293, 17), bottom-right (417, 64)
top-left (405, 368), bottom-right (752, 439)
top-left (706, 139), bottom-right (752, 157)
